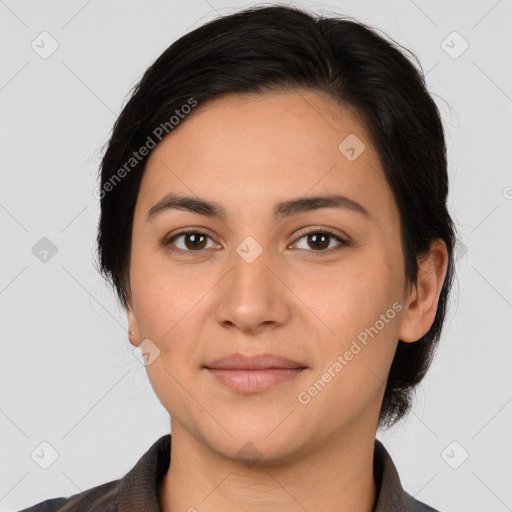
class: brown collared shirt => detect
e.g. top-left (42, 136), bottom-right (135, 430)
top-left (18, 434), bottom-right (441, 511)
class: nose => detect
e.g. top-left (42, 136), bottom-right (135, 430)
top-left (214, 243), bottom-right (292, 334)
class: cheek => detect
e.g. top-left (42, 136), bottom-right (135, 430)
top-left (129, 245), bottom-right (217, 368)
top-left (296, 254), bottom-right (398, 341)
top-left (295, 255), bottom-right (401, 388)
top-left (129, 246), bottom-right (202, 338)
top-left (131, 266), bottom-right (202, 417)
top-left (297, 280), bottom-right (400, 425)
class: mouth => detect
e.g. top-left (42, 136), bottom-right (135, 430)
top-left (203, 353), bottom-right (307, 393)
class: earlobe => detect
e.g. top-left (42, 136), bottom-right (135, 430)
top-left (126, 302), bottom-right (140, 347)
top-left (398, 239), bottom-right (449, 343)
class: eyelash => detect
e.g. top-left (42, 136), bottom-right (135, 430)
top-left (162, 227), bottom-right (349, 257)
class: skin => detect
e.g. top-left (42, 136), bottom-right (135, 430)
top-left (125, 88), bottom-right (448, 512)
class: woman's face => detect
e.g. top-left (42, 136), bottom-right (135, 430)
top-left (127, 89), bottom-right (413, 462)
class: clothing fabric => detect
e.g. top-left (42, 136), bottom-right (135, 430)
top-left (18, 434), bottom-right (441, 511)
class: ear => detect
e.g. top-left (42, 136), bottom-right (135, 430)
top-left (398, 238), bottom-right (449, 343)
top-left (126, 298), bottom-right (141, 347)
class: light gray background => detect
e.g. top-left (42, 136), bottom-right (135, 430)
top-left (1, 1), bottom-right (511, 511)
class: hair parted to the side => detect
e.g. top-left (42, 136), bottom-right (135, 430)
top-left (94, 4), bottom-right (457, 430)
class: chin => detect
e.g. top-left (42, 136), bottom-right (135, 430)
top-left (215, 437), bottom-right (302, 468)
top-left (201, 419), bottom-right (306, 466)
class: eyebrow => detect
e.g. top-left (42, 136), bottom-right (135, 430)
top-left (146, 192), bottom-right (372, 222)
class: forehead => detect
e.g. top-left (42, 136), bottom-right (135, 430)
top-left (137, 89), bottom-right (397, 227)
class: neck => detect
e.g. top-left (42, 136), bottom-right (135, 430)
top-left (158, 421), bottom-right (378, 512)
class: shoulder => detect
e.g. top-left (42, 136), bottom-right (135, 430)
top-left (15, 478), bottom-right (120, 511)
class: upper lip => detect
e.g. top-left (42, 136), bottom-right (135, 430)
top-left (204, 353), bottom-right (307, 370)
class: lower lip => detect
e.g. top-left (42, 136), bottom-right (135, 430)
top-left (205, 368), bottom-right (306, 393)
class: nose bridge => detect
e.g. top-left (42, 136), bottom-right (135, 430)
top-left (214, 235), bottom-right (290, 331)
top-left (230, 235), bottom-right (277, 300)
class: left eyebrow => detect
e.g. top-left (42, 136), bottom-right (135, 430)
top-left (146, 193), bottom-right (373, 223)
top-left (273, 194), bottom-right (372, 221)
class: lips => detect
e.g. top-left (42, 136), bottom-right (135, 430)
top-left (204, 353), bottom-right (307, 370)
top-left (203, 353), bottom-right (307, 393)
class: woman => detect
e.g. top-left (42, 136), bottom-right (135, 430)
top-left (20, 4), bottom-right (455, 511)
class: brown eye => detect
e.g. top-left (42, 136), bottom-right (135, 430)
top-left (306, 233), bottom-right (330, 250)
top-left (181, 233), bottom-right (208, 250)
top-left (165, 231), bottom-right (218, 253)
top-left (292, 229), bottom-right (348, 253)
